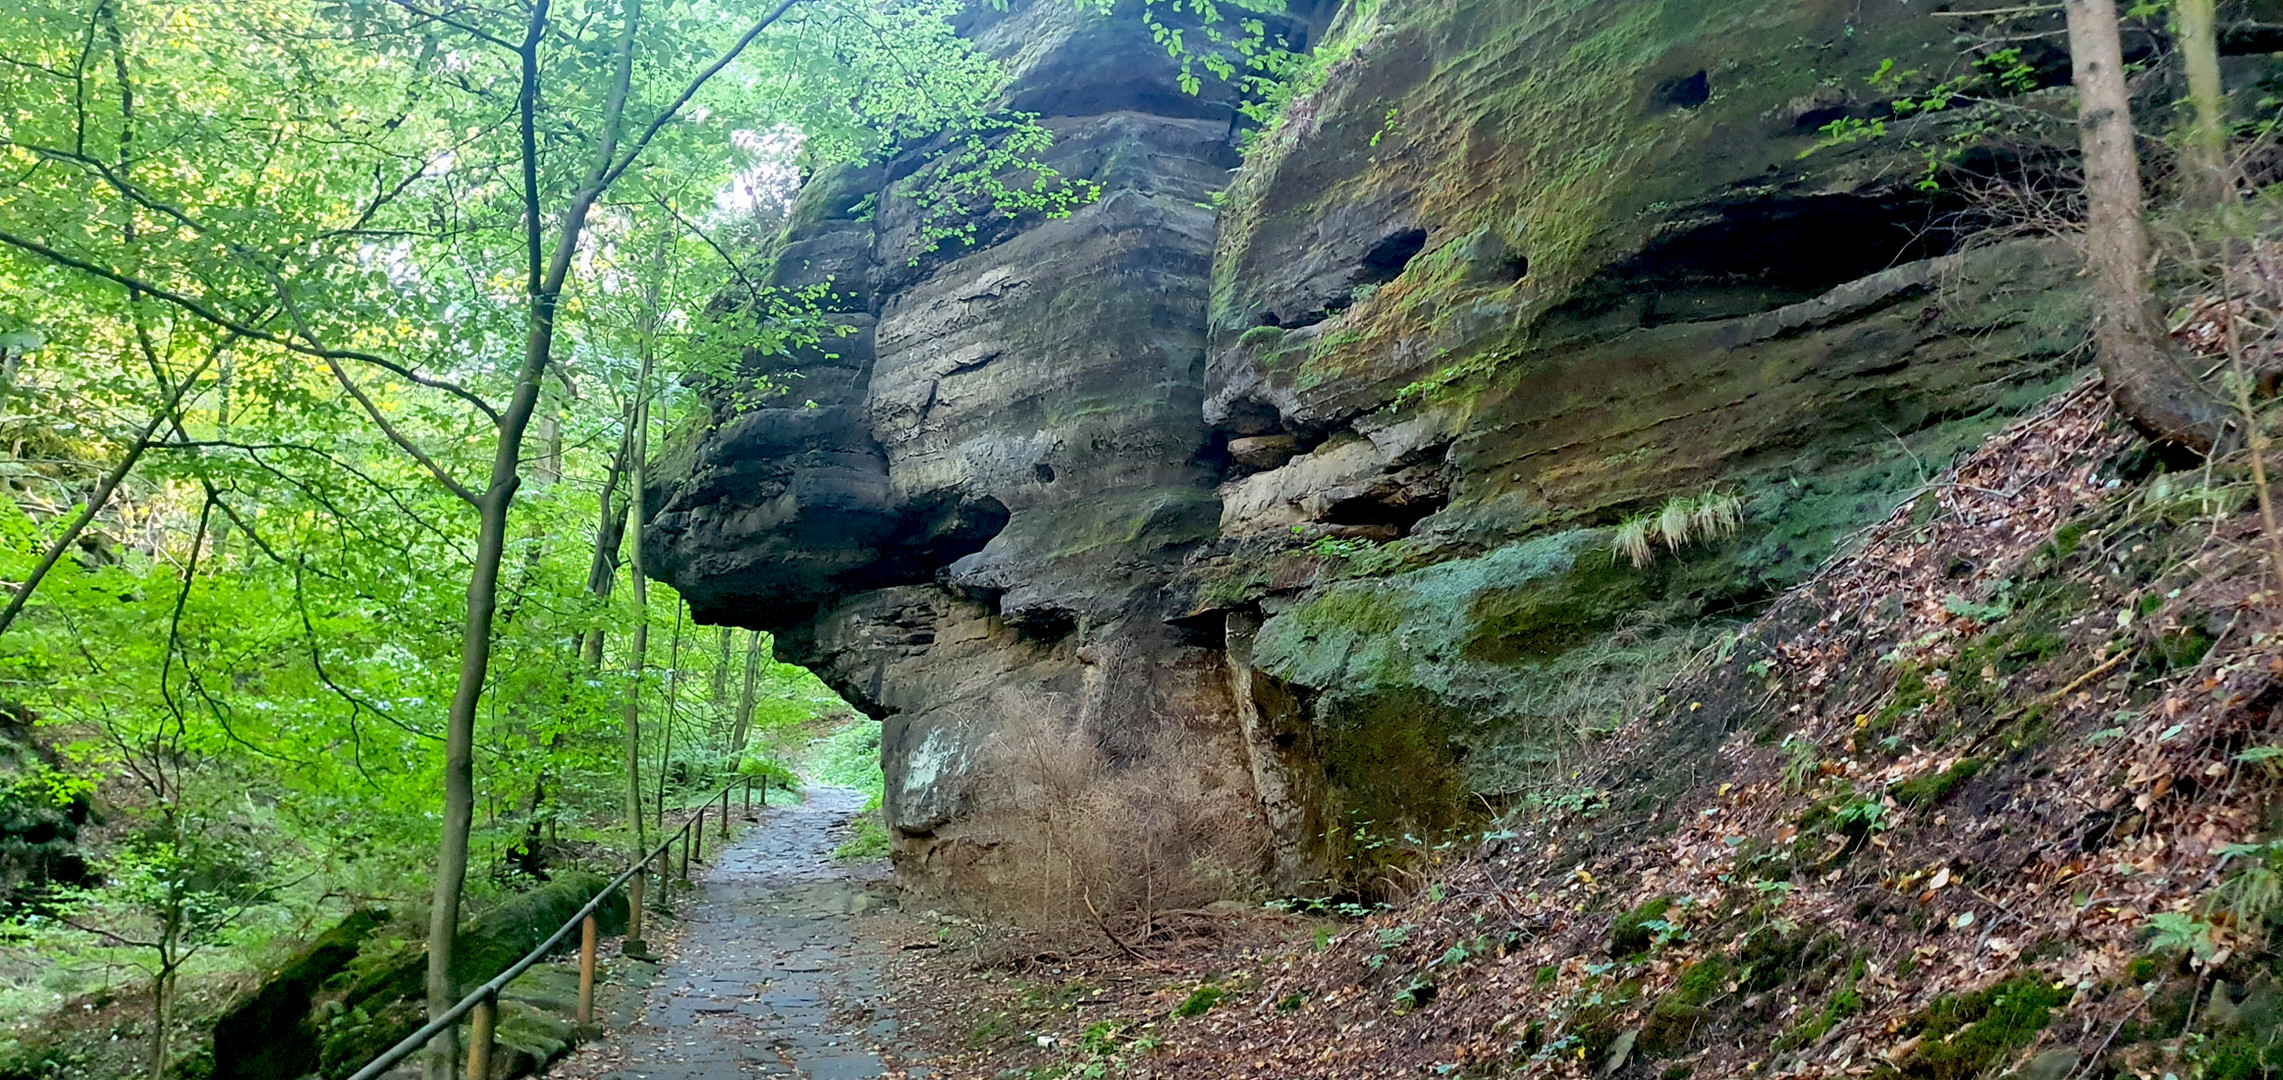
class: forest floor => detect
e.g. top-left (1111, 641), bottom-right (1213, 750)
top-left (545, 787), bottom-right (925, 1080)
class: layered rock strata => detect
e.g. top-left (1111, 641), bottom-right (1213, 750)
top-left (648, 0), bottom-right (2097, 890)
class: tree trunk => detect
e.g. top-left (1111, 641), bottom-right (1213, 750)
top-left (2177, 0), bottom-right (2232, 208)
top-left (621, 394), bottom-right (651, 855)
top-left (731, 631), bottom-right (763, 755)
top-left (209, 352), bottom-right (233, 560)
top-left (425, 478), bottom-right (523, 1080)
top-left (152, 962), bottom-right (172, 1080)
top-left (712, 625), bottom-right (732, 702)
top-left (2065, 0), bottom-right (2233, 450)
top-left (621, 221), bottom-right (667, 856)
top-left (426, 1), bottom-right (639, 1063)
top-left (657, 602), bottom-right (684, 831)
top-left (578, 423), bottom-right (632, 667)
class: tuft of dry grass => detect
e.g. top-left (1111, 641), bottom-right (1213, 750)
top-left (1614, 490), bottom-right (1744, 568)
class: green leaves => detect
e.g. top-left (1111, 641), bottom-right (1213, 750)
top-left (0, 0), bottom-right (960, 1012)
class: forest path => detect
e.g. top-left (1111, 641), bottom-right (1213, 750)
top-left (548, 786), bottom-right (922, 1080)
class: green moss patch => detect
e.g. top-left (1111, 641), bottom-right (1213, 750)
top-left (1891, 973), bottom-right (2071, 1080)
top-left (1775, 954), bottom-right (1866, 1053)
top-left (1895, 758), bottom-right (1982, 809)
top-left (1611, 895), bottom-right (1677, 957)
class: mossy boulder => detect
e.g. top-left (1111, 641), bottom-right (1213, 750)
top-left (210, 908), bottom-right (388, 1080)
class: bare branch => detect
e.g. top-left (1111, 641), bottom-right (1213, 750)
top-left (0, 347), bottom-right (221, 638)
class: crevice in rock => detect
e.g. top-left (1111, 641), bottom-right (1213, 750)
top-left (1008, 605), bottom-right (1078, 643)
top-left (1357, 227), bottom-right (1429, 285)
top-left (1543, 187), bottom-right (1980, 336)
top-left (1167, 609), bottom-right (1228, 648)
top-left (1652, 70), bottom-right (1710, 110)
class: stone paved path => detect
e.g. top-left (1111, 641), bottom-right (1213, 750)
top-left (553, 786), bottom-right (919, 1080)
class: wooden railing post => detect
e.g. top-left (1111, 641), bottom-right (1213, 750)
top-left (693, 807), bottom-right (704, 864)
top-left (577, 914), bottom-right (597, 1026)
top-left (679, 824), bottom-right (691, 882)
top-left (720, 786), bottom-right (731, 838)
top-left (466, 993), bottom-right (496, 1080)
top-left (625, 870), bottom-right (649, 960)
top-left (743, 776), bottom-right (752, 817)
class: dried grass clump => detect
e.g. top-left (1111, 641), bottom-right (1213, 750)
top-left (1614, 490), bottom-right (1744, 568)
top-left (965, 711), bottom-right (1266, 932)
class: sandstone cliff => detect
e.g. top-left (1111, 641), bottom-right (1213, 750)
top-left (645, 0), bottom-right (2098, 892)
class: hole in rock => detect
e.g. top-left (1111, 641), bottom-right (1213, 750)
top-left (1358, 228), bottom-right (1429, 285)
top-left (1167, 611), bottom-right (1227, 649)
top-left (1216, 396), bottom-right (1288, 439)
top-left (1503, 252), bottom-right (1530, 281)
top-left (1032, 461), bottom-right (1056, 484)
top-left (1653, 70), bottom-right (1710, 110)
top-left (1256, 311), bottom-right (1283, 328)
top-left (1010, 606), bottom-right (1078, 643)
top-left (865, 492), bottom-right (1011, 592)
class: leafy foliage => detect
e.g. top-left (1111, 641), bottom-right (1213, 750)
top-left (0, 0), bottom-right (1018, 1058)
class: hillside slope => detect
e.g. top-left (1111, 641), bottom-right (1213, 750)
top-left (919, 384), bottom-right (2283, 1080)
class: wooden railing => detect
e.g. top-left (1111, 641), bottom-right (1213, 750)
top-left (344, 777), bottom-right (761, 1080)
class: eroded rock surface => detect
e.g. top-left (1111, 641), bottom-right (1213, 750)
top-left (647, 0), bottom-right (2092, 891)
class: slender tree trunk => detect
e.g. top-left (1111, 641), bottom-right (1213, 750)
top-left (2177, 0), bottom-right (2232, 208)
top-left (579, 423), bottom-right (632, 667)
top-left (621, 404), bottom-right (650, 854)
top-left (152, 957), bottom-right (169, 1079)
top-left (534, 412), bottom-right (563, 487)
top-left (426, 478), bottom-right (521, 1080)
top-left (209, 353), bottom-right (233, 560)
top-left (657, 602), bottom-right (683, 831)
top-left (426, 4), bottom-right (641, 1069)
top-left (2065, 0), bottom-right (2233, 450)
top-left (621, 221), bottom-right (666, 857)
top-left (712, 625), bottom-right (732, 702)
top-left (731, 630), bottom-right (762, 755)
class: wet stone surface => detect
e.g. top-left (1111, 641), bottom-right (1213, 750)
top-left (551, 787), bottom-right (919, 1080)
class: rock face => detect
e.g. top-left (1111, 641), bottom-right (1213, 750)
top-left (647, 0), bottom-right (2089, 891)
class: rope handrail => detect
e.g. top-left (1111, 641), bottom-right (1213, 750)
top-left (344, 777), bottom-right (753, 1080)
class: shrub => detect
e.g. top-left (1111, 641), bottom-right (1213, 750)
top-left (962, 708), bottom-right (1267, 924)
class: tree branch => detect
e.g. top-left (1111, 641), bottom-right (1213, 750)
top-left (596, 0), bottom-right (809, 194)
top-left (0, 348), bottom-right (220, 639)
top-left (0, 226), bottom-right (500, 420)
top-left (321, 358), bottom-right (479, 504)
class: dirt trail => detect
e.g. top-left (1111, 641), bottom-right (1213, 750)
top-left (549, 786), bottom-right (925, 1080)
